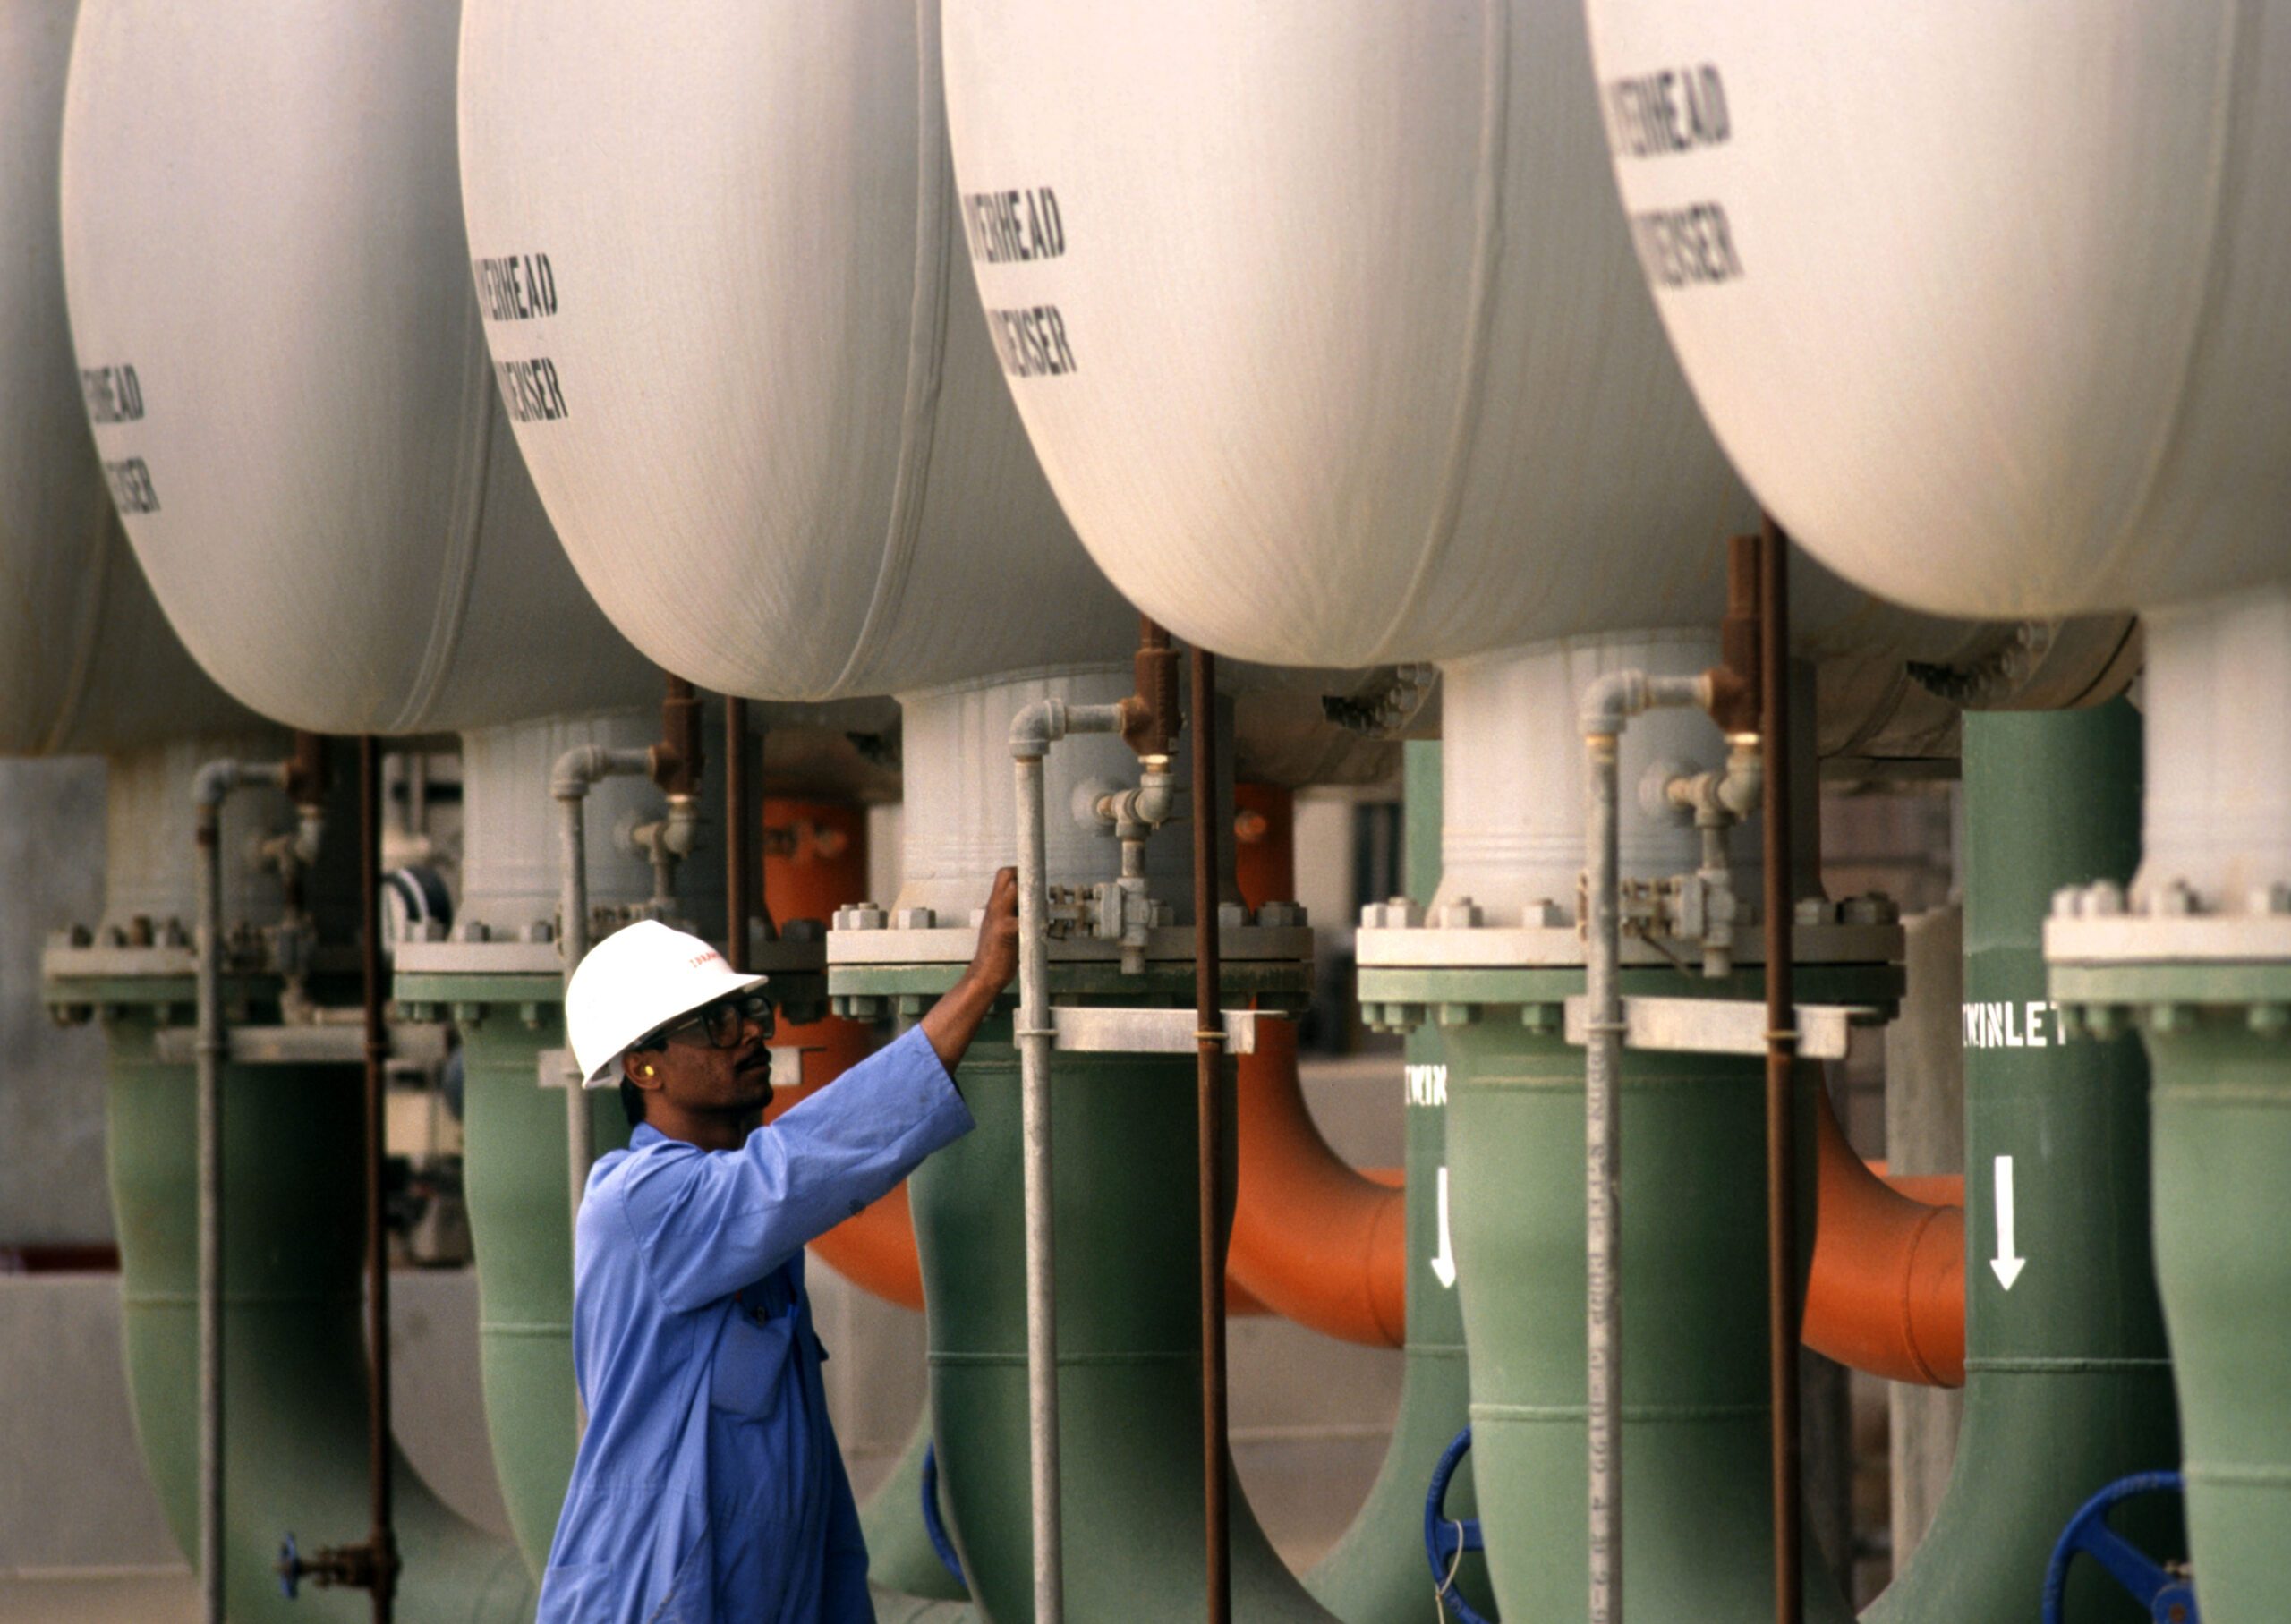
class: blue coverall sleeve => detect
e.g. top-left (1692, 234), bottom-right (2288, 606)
top-left (621, 1024), bottom-right (973, 1314)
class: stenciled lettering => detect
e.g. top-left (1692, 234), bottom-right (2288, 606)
top-left (1630, 202), bottom-right (1743, 288)
top-left (473, 251), bottom-right (560, 322)
top-left (103, 457), bottom-right (160, 514)
top-left (1405, 1063), bottom-right (1448, 1108)
top-left (1604, 64), bottom-right (1731, 159)
top-left (960, 186), bottom-right (1067, 265)
top-left (81, 364), bottom-right (146, 424)
top-left (493, 356), bottom-right (570, 424)
top-left (983, 304), bottom-right (1079, 379)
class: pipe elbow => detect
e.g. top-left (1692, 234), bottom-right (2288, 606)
top-left (1804, 1091), bottom-right (1966, 1386)
top-left (550, 744), bottom-right (612, 800)
top-left (1009, 699), bottom-right (1065, 760)
top-left (1224, 1025), bottom-right (1408, 1348)
top-left (191, 759), bottom-right (246, 812)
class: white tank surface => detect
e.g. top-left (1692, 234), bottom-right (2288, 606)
top-left (1, 1), bottom-right (253, 754)
top-left (455, 0), bottom-right (1137, 702)
top-left (940, 0), bottom-right (1765, 670)
top-left (1580, 3), bottom-right (2291, 618)
top-left (59, 0), bottom-right (655, 738)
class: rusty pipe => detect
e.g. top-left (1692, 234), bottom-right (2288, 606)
top-left (725, 697), bottom-right (751, 971)
top-left (1759, 517), bottom-right (1801, 1624)
top-left (1190, 642), bottom-right (1230, 1624)
top-left (358, 736), bottom-right (399, 1618)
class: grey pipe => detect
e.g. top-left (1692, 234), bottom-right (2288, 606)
top-left (1008, 698), bottom-right (1123, 1624)
top-left (549, 745), bottom-right (651, 1235)
top-left (189, 756), bottom-right (289, 1624)
top-left (1578, 670), bottom-right (1707, 1624)
top-left (551, 743), bottom-right (647, 1441)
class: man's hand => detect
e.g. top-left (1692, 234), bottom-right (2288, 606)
top-left (921, 867), bottom-right (1022, 1074)
top-left (962, 866), bottom-right (1020, 994)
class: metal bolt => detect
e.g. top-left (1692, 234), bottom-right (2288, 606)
top-left (2153, 880), bottom-right (2197, 918)
top-left (1793, 897), bottom-right (1832, 927)
top-left (1437, 1002), bottom-right (1478, 1028)
top-left (1525, 899), bottom-right (1568, 928)
top-left (161, 920), bottom-right (190, 949)
top-left (2083, 881), bottom-right (2126, 918)
top-left (834, 905), bottom-right (888, 931)
top-left (1257, 900), bottom-right (1307, 928)
top-left (2050, 887), bottom-right (2082, 920)
top-left (417, 918), bottom-right (447, 942)
top-left (847, 995), bottom-right (884, 1021)
top-left (2251, 882), bottom-right (2291, 915)
top-left (1840, 893), bottom-right (1898, 927)
top-left (454, 919), bottom-right (491, 943)
top-left (100, 923), bottom-right (128, 948)
top-left (1217, 901), bottom-right (1250, 929)
top-left (1521, 1002), bottom-right (1563, 1034)
top-left (892, 906), bottom-right (936, 931)
top-left (1435, 897), bottom-right (1482, 930)
top-left (2250, 1004), bottom-right (2289, 1039)
top-left (523, 920), bottom-right (555, 945)
top-left (780, 918), bottom-right (826, 943)
top-left (1150, 901), bottom-right (1174, 926)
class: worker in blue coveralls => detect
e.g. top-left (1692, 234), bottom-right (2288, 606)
top-left (541, 867), bottom-right (1017, 1621)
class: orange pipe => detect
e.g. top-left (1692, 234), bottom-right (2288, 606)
top-left (1228, 1018), bottom-right (1408, 1346)
top-left (1804, 1086), bottom-right (1966, 1386)
top-left (1225, 784), bottom-right (1410, 1347)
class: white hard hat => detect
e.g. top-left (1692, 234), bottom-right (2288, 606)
top-left (566, 919), bottom-right (768, 1087)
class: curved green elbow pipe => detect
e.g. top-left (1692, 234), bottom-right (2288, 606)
top-left (911, 1028), bottom-right (1338, 1623)
top-left (860, 1408), bottom-right (971, 1602)
top-left (1870, 701), bottom-right (2177, 1621)
top-left (454, 1008), bottom-right (630, 1575)
top-left (1306, 741), bottom-right (1492, 1624)
top-left (1446, 1016), bottom-right (1853, 1623)
top-left (106, 1010), bottom-right (533, 1621)
top-left (2146, 1022), bottom-right (2291, 1621)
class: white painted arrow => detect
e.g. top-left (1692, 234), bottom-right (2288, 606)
top-left (1990, 1154), bottom-right (2026, 1290)
top-left (1430, 1166), bottom-right (1459, 1289)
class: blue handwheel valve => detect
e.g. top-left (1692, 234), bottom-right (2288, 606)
top-left (1423, 1424), bottom-right (1493, 1624)
top-left (919, 1441), bottom-right (967, 1588)
top-left (2042, 1470), bottom-right (2199, 1624)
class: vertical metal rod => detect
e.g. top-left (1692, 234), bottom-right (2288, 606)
top-left (1584, 726), bottom-right (1623, 1624)
top-left (1191, 645), bottom-right (1231, 1624)
top-left (1760, 517), bottom-right (1803, 1624)
top-left (725, 697), bottom-right (751, 972)
top-left (558, 792), bottom-right (593, 1236)
top-left (1012, 748), bottom-right (1062, 1624)
top-left (193, 802), bottom-right (226, 1624)
top-left (359, 736), bottom-right (397, 1620)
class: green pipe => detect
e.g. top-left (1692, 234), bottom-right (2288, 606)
top-left (1305, 740), bottom-right (1491, 1623)
top-left (106, 1008), bottom-right (532, 1621)
top-left (1446, 1007), bottom-right (1852, 1622)
top-left (861, 1407), bottom-right (972, 1602)
top-left (1871, 701), bottom-right (2176, 1620)
top-left (912, 1024), bottom-right (1338, 1623)
top-left (2147, 1021), bottom-right (2289, 1620)
top-left (455, 1006), bottom-right (629, 1574)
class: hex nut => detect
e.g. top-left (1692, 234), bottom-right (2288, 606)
top-left (892, 906), bottom-right (936, 931)
top-left (779, 918), bottom-right (826, 943)
top-left (1217, 901), bottom-right (1250, 928)
top-left (1257, 900), bottom-right (1307, 928)
top-left (1435, 898), bottom-right (1481, 930)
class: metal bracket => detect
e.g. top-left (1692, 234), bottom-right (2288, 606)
top-left (152, 1023), bottom-right (450, 1067)
top-left (1048, 1006), bottom-right (1261, 1055)
top-left (1357, 920), bottom-right (1902, 971)
top-left (1561, 995), bottom-right (1863, 1060)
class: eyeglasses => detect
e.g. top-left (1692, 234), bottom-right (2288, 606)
top-left (641, 991), bottom-right (773, 1051)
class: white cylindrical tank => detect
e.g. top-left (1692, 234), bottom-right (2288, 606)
top-left (455, 0), bottom-right (1137, 703)
top-left (1580, 3), bottom-right (2291, 620)
top-left (936, 0), bottom-right (2097, 702)
top-left (2, 1), bottom-right (253, 753)
top-left (59, 0), bottom-right (656, 737)
top-left (939, 0), bottom-right (1764, 670)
